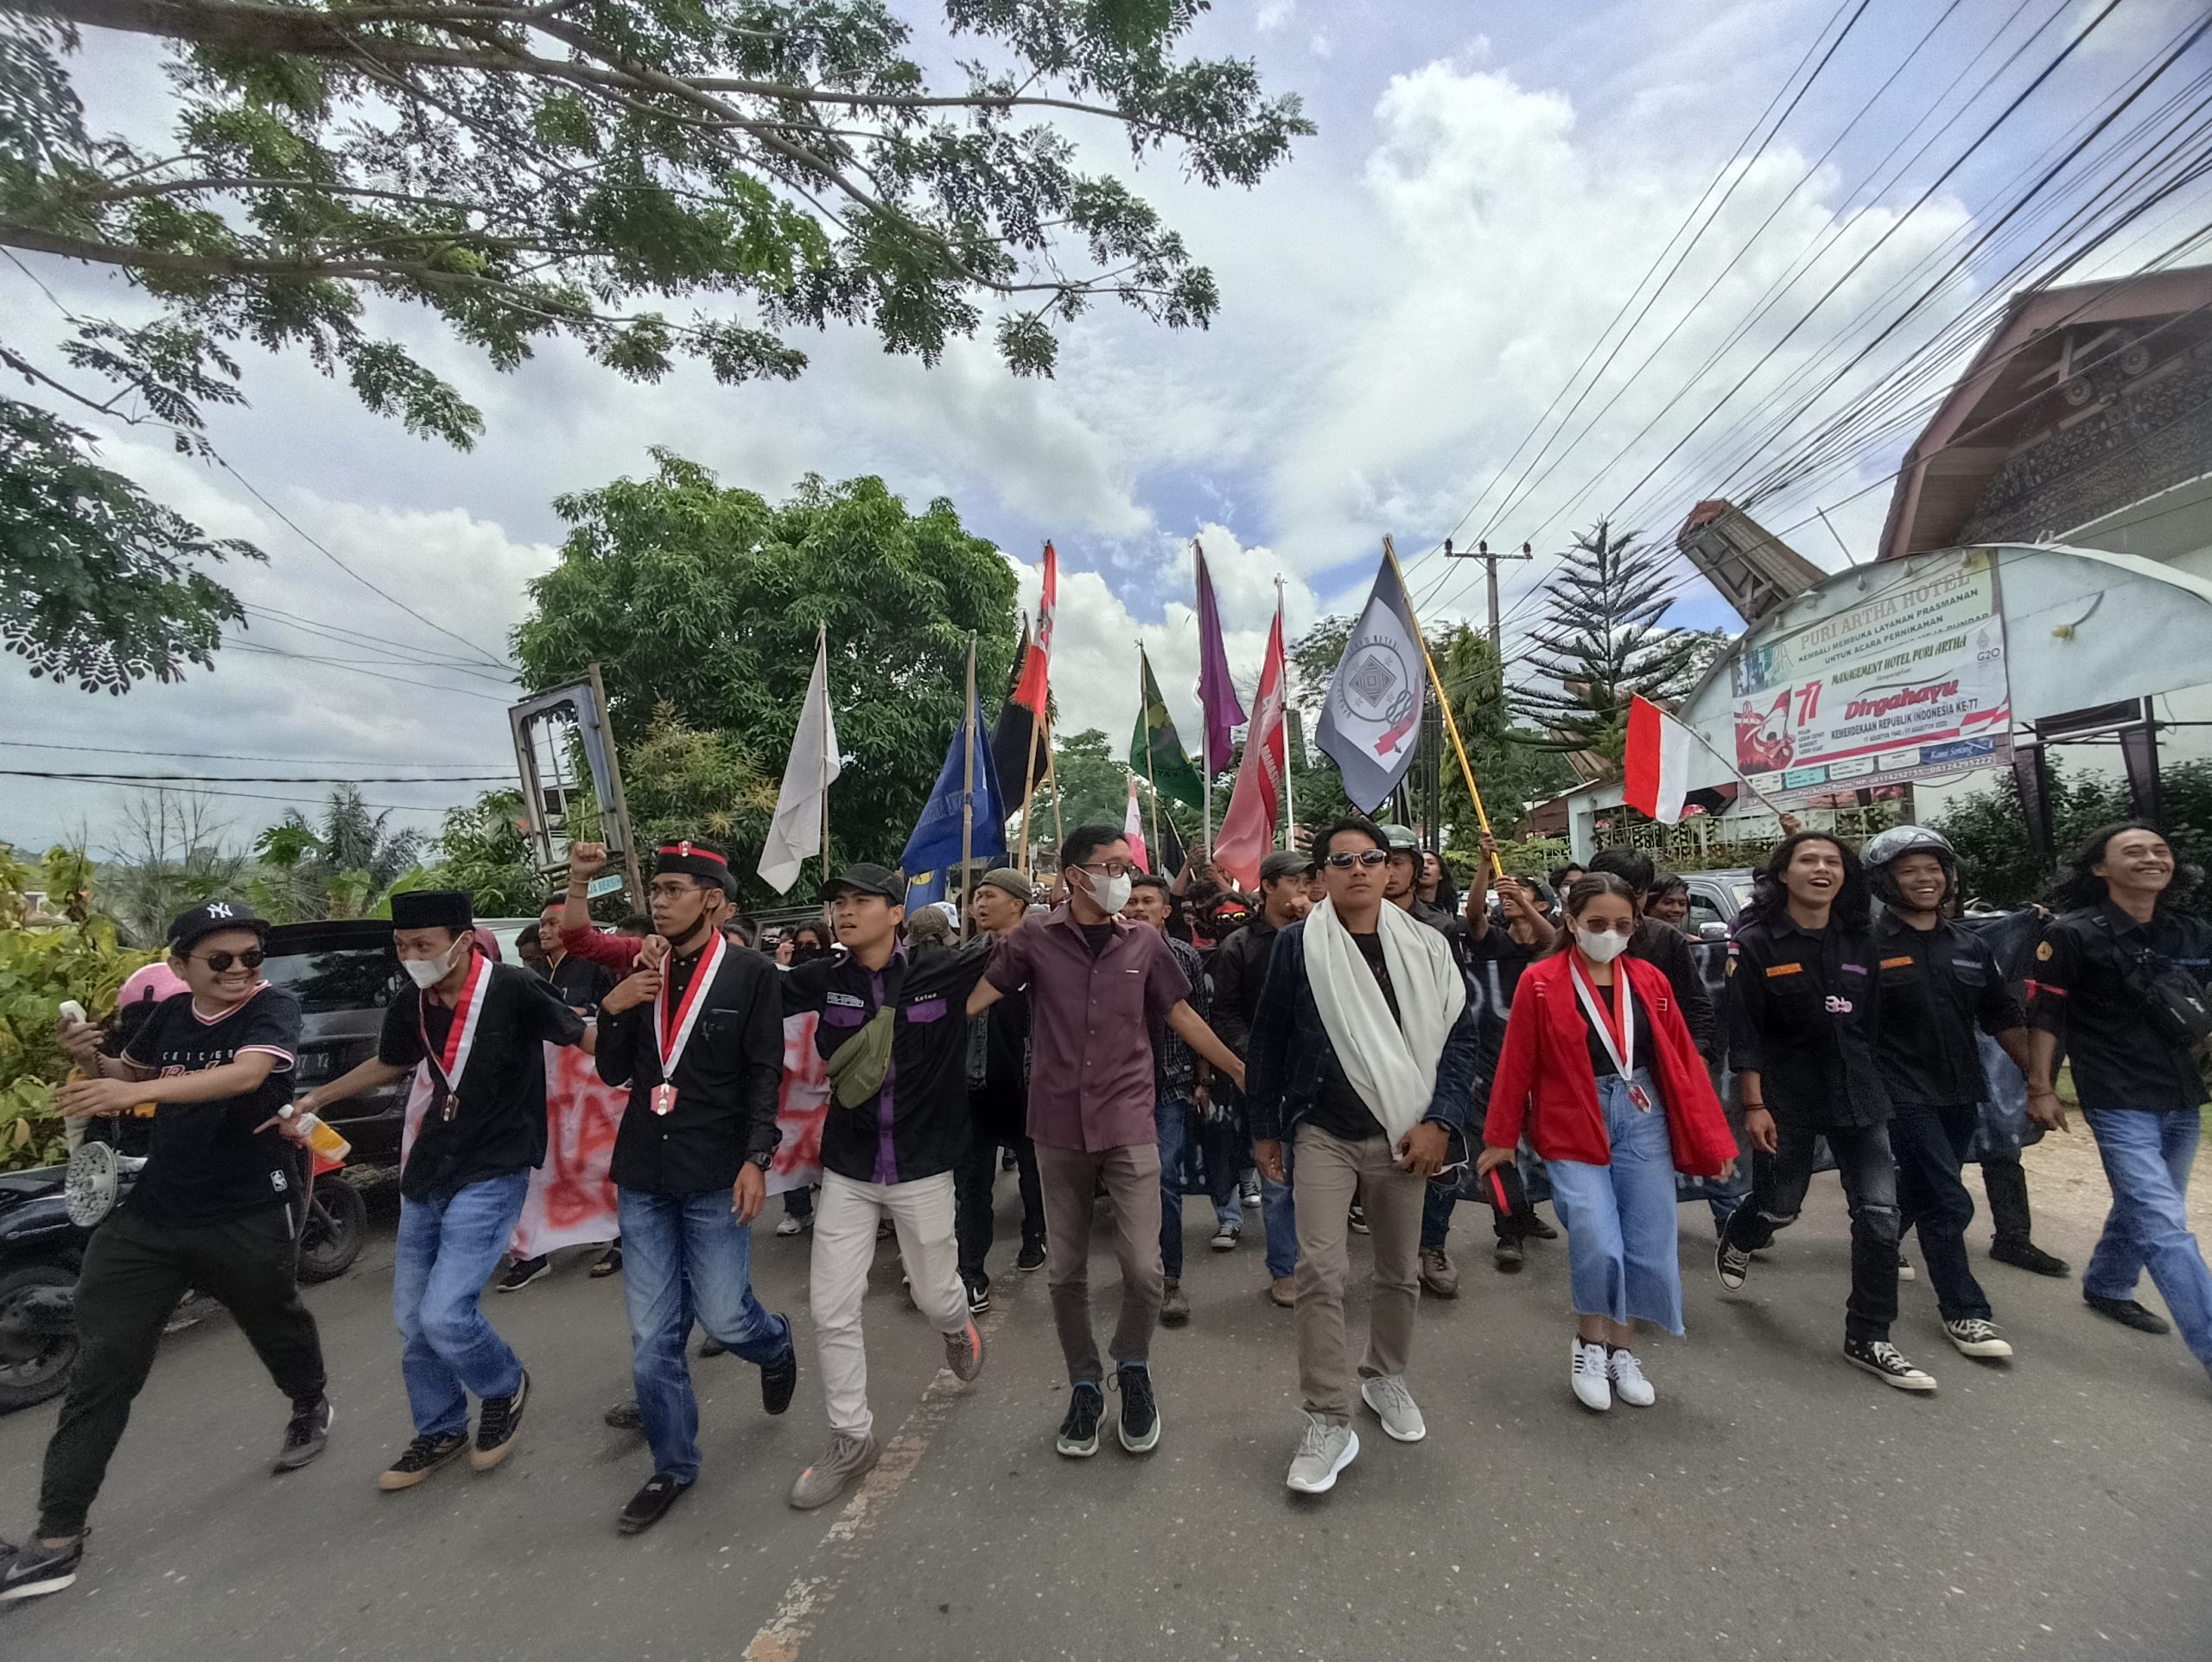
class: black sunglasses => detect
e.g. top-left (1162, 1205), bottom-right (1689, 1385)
top-left (1322, 849), bottom-right (1390, 869)
top-left (192, 947), bottom-right (265, 972)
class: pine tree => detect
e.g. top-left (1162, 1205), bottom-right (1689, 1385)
top-left (1512, 520), bottom-right (1701, 765)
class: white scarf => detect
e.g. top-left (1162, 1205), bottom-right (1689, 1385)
top-left (1304, 896), bottom-right (1466, 1143)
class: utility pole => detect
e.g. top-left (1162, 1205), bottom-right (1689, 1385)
top-left (1444, 538), bottom-right (1534, 657)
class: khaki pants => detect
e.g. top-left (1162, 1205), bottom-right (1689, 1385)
top-left (810, 1171), bottom-right (968, 1440)
top-left (1034, 1142), bottom-right (1162, 1385)
top-left (1292, 1123), bottom-right (1425, 1423)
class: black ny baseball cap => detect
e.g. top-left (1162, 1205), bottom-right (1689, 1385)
top-left (166, 899), bottom-right (270, 953)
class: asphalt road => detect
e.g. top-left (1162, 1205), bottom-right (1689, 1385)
top-left (3, 1157), bottom-right (2209, 1662)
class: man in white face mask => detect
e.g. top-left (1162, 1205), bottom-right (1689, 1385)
top-left (968, 827), bottom-right (1246, 1461)
top-left (298, 888), bottom-right (588, 1492)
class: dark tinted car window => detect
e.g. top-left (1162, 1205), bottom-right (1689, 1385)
top-left (264, 946), bottom-right (402, 1013)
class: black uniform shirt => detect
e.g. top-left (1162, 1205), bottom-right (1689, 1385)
top-left (122, 985), bottom-right (303, 1225)
top-left (596, 937), bottom-right (784, 1194)
top-left (1726, 913), bottom-right (1891, 1130)
top-left (547, 949), bottom-right (616, 1015)
top-left (1872, 910), bottom-right (2024, 1108)
top-left (380, 959), bottom-right (587, 1200)
top-left (2029, 902), bottom-right (2212, 1115)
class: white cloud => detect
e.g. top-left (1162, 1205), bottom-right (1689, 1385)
top-left (1255, 0), bottom-right (1295, 34)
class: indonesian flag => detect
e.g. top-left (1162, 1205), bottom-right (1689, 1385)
top-left (1212, 600), bottom-right (1287, 892)
top-left (1123, 774), bottom-right (1150, 874)
top-left (1014, 541), bottom-right (1057, 715)
top-left (1624, 695), bottom-right (1697, 825)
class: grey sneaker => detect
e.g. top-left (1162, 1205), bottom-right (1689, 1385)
top-left (788, 1432), bottom-right (880, 1510)
top-left (943, 1320), bottom-right (985, 1383)
top-left (1359, 1373), bottom-right (1427, 1442)
top-left (1285, 1412), bottom-right (1359, 1493)
top-left (1160, 1277), bottom-right (1191, 1325)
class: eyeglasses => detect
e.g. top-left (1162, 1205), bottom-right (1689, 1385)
top-left (193, 947), bottom-right (265, 972)
top-left (1074, 859), bottom-right (1135, 879)
top-left (1322, 849), bottom-right (1390, 869)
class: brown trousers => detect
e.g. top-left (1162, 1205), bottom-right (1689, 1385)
top-left (1034, 1141), bottom-right (1163, 1385)
top-left (1292, 1123), bottom-right (1425, 1422)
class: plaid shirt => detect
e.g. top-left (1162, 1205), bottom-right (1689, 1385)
top-left (1243, 920), bottom-right (1479, 1143)
top-left (1151, 933), bottom-right (1207, 1096)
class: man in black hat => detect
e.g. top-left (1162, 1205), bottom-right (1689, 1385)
top-left (591, 837), bottom-right (798, 1534)
top-left (297, 888), bottom-right (588, 1493)
top-left (8, 901), bottom-right (330, 1604)
top-left (782, 863), bottom-right (992, 1512)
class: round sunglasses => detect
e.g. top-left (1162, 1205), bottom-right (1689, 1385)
top-left (190, 947), bottom-right (265, 972)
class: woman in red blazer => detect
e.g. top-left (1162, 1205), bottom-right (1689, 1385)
top-left (1480, 875), bottom-right (1735, 1412)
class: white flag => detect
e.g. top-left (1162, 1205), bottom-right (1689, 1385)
top-left (758, 631), bottom-right (841, 893)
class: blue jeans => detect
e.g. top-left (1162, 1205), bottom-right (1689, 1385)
top-left (618, 1186), bottom-right (792, 1484)
top-left (393, 1173), bottom-right (531, 1438)
top-left (2082, 1107), bottom-right (2212, 1368)
top-left (1421, 1178), bottom-right (1457, 1252)
top-left (1262, 1148), bottom-right (1298, 1278)
top-left (1545, 1072), bottom-right (1686, 1334)
top-left (1157, 1092), bottom-right (1197, 1278)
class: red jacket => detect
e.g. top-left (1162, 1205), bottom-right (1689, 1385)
top-left (1484, 952), bottom-right (1736, 1176)
top-left (560, 923), bottom-right (645, 972)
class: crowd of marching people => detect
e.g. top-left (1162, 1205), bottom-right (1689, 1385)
top-left (7, 810), bottom-right (2211, 1597)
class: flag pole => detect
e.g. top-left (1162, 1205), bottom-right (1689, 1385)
top-left (1196, 540), bottom-right (1211, 865)
top-left (960, 633), bottom-right (976, 942)
top-left (1382, 535), bottom-right (1504, 882)
top-left (817, 624), bottom-right (834, 886)
top-left (1276, 576), bottom-right (1294, 852)
top-left (1015, 611), bottom-right (1043, 875)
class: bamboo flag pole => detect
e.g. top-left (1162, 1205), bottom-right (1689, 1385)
top-left (1014, 607), bottom-right (1042, 876)
top-left (959, 633), bottom-right (976, 942)
top-left (1382, 535), bottom-right (1505, 882)
top-left (817, 623), bottom-right (835, 887)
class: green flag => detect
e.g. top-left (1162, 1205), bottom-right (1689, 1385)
top-left (1130, 647), bottom-right (1205, 812)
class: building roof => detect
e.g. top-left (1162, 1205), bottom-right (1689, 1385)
top-left (1876, 264), bottom-right (2212, 562)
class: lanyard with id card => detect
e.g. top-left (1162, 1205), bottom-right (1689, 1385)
top-left (652, 933), bottom-right (727, 1115)
top-left (1571, 958), bottom-right (1651, 1111)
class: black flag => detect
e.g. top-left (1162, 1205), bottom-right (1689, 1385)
top-left (990, 620), bottom-right (1043, 811)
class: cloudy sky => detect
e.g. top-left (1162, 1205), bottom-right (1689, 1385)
top-left (5, 0), bottom-right (2207, 858)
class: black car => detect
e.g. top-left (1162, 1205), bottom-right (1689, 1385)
top-left (262, 919), bottom-right (409, 1166)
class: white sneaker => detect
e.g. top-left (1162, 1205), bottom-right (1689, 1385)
top-left (1285, 1413), bottom-right (1359, 1493)
top-left (1358, 1373), bottom-right (1427, 1442)
top-left (1570, 1340), bottom-right (1611, 1411)
top-left (1607, 1348), bottom-right (1656, 1407)
top-left (774, 1215), bottom-right (805, 1237)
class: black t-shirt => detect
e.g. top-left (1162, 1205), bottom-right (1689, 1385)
top-left (1572, 974), bottom-right (1646, 1078)
top-left (2030, 903), bottom-right (2212, 1114)
top-left (122, 985), bottom-right (303, 1226)
top-left (1307, 933), bottom-right (1395, 1143)
top-left (1079, 920), bottom-right (1116, 959)
top-left (379, 959), bottom-right (587, 1200)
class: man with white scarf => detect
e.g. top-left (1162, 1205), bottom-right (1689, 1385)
top-left (1247, 814), bottom-right (1481, 1494)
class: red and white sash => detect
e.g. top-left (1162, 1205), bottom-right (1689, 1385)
top-left (418, 950), bottom-right (491, 1114)
top-left (654, 933), bottom-right (727, 1091)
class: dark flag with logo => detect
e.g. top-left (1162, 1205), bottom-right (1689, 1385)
top-left (1317, 555), bottom-right (1426, 812)
top-left (991, 620), bottom-right (1042, 806)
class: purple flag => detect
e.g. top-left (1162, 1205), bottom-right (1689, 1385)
top-left (1194, 542), bottom-right (1247, 769)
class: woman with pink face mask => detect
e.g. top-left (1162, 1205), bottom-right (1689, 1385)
top-left (1479, 874), bottom-right (1735, 1413)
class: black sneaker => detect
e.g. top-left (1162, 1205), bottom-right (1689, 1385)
top-left (1056, 1382), bottom-right (1105, 1457)
top-left (760, 1341), bottom-right (798, 1415)
top-left (1114, 1363), bottom-right (1160, 1455)
top-left (1493, 1236), bottom-right (1524, 1272)
top-left (471, 1369), bottom-right (529, 1471)
top-left (965, 1275), bottom-right (991, 1315)
top-left (496, 1255), bottom-right (551, 1293)
top-left (1522, 1212), bottom-right (1559, 1242)
top-left (274, 1396), bottom-right (334, 1472)
top-left (0, 1535), bottom-right (82, 1602)
top-left (617, 1472), bottom-right (690, 1535)
top-left (1347, 1204), bottom-right (1370, 1236)
top-left (2085, 1292), bottom-right (2171, 1334)
top-left (698, 1334), bottom-right (728, 1358)
top-left (1844, 1336), bottom-right (1936, 1391)
top-left (589, 1245), bottom-right (623, 1278)
top-left (1014, 1240), bottom-right (1047, 1272)
top-left (1992, 1238), bottom-right (2070, 1277)
top-left (378, 1431), bottom-right (469, 1491)
top-left (1715, 1236), bottom-right (1751, 1291)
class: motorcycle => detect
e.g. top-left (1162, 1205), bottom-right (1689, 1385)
top-left (0, 1137), bottom-right (365, 1414)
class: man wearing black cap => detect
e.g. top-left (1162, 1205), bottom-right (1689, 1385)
top-left (8, 902), bottom-right (329, 1604)
top-left (591, 837), bottom-right (798, 1533)
top-left (782, 862), bottom-right (992, 1511)
top-left (298, 888), bottom-right (587, 1493)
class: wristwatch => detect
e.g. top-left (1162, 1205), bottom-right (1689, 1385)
top-left (746, 1150), bottom-right (773, 1171)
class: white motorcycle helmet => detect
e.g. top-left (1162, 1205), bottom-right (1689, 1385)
top-left (1860, 824), bottom-right (1960, 907)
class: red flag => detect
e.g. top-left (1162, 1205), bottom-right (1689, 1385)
top-left (1014, 541), bottom-right (1056, 716)
top-left (1212, 598), bottom-right (1287, 892)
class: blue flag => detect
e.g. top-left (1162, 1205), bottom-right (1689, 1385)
top-left (900, 685), bottom-right (1006, 900)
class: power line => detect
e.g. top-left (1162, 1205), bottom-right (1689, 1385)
top-left (0, 738), bottom-right (511, 767)
top-left (15, 778), bottom-right (464, 813)
top-left (223, 641), bottom-right (517, 701)
top-left (2, 769), bottom-right (514, 785)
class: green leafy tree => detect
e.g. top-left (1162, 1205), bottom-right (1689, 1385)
top-left (422, 788), bottom-right (544, 919)
top-left (0, 3), bottom-right (1308, 687)
top-left (98, 788), bottom-right (248, 944)
top-left (249, 786), bottom-right (425, 920)
top-left (516, 459), bottom-right (1015, 892)
top-left (1932, 758), bottom-right (2212, 919)
top-left (1512, 519), bottom-right (1701, 765)
top-left (1026, 727), bottom-right (1129, 849)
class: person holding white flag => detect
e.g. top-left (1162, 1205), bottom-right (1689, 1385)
top-left (759, 627), bottom-right (842, 895)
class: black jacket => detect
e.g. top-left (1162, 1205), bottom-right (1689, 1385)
top-left (1630, 916), bottom-right (1715, 1060)
top-left (597, 939), bottom-right (784, 1194)
top-left (1726, 914), bottom-right (1890, 1130)
top-left (1209, 917), bottom-right (1279, 1059)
